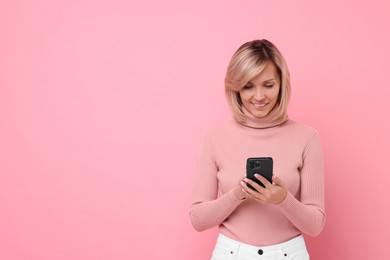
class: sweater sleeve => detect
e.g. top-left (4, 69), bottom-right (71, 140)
top-left (276, 132), bottom-right (326, 236)
top-left (190, 131), bottom-right (245, 232)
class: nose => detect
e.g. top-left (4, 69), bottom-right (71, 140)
top-left (254, 87), bottom-right (265, 100)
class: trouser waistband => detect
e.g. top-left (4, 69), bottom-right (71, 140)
top-left (213, 233), bottom-right (309, 259)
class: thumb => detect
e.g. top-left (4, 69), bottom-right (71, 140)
top-left (272, 175), bottom-right (285, 187)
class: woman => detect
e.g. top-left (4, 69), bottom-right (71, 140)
top-left (190, 39), bottom-right (325, 260)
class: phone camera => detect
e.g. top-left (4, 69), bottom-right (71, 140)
top-left (249, 162), bottom-right (254, 169)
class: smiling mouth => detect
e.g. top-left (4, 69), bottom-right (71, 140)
top-left (252, 103), bottom-right (267, 108)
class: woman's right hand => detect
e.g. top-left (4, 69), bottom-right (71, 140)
top-left (234, 176), bottom-right (247, 200)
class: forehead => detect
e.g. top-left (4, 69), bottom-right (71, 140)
top-left (249, 62), bottom-right (279, 83)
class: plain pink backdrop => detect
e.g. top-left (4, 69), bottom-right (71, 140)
top-left (1, 0), bottom-right (389, 259)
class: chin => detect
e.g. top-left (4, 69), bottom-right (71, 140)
top-left (251, 111), bottom-right (269, 119)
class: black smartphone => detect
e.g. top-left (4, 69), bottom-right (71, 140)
top-left (246, 157), bottom-right (273, 190)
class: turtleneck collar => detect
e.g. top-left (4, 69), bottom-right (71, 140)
top-left (238, 106), bottom-right (287, 129)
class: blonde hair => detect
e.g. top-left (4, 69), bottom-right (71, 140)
top-left (225, 39), bottom-right (291, 124)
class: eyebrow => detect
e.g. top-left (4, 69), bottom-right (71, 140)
top-left (248, 78), bottom-right (275, 84)
top-left (263, 78), bottom-right (276, 83)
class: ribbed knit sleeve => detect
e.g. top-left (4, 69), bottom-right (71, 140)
top-left (276, 132), bottom-right (326, 236)
top-left (190, 131), bottom-right (245, 231)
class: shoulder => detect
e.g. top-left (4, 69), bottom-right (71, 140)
top-left (284, 120), bottom-right (324, 158)
top-left (199, 121), bottom-right (240, 146)
top-left (281, 120), bottom-right (322, 150)
top-left (283, 119), bottom-right (320, 136)
top-left (204, 121), bottom-right (237, 136)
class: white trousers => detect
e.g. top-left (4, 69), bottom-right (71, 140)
top-left (211, 233), bottom-right (310, 260)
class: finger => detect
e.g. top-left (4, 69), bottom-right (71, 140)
top-left (241, 179), bottom-right (257, 194)
top-left (241, 183), bottom-right (266, 201)
top-left (272, 175), bottom-right (285, 187)
top-left (241, 179), bottom-right (270, 202)
top-left (237, 176), bottom-right (246, 185)
top-left (240, 183), bottom-right (254, 197)
top-left (242, 185), bottom-right (256, 197)
top-left (244, 186), bottom-right (267, 202)
top-left (255, 174), bottom-right (272, 188)
top-left (243, 177), bottom-right (265, 193)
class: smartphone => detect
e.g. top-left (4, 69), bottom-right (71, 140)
top-left (246, 157), bottom-right (273, 190)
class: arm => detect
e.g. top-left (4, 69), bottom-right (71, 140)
top-left (276, 132), bottom-right (326, 236)
top-left (189, 131), bottom-right (245, 232)
top-left (241, 132), bottom-right (326, 236)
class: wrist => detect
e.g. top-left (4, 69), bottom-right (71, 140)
top-left (277, 188), bottom-right (288, 204)
top-left (234, 187), bottom-right (247, 200)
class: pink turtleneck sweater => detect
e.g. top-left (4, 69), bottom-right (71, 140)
top-left (190, 116), bottom-right (325, 246)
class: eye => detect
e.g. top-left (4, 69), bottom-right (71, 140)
top-left (264, 84), bottom-right (274, 88)
top-left (242, 84), bottom-right (253, 90)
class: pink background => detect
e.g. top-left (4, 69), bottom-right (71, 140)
top-left (1, 0), bottom-right (389, 259)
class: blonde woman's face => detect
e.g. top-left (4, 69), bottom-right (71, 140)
top-left (239, 62), bottom-right (280, 119)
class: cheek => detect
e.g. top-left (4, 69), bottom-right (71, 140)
top-left (239, 91), bottom-right (250, 103)
top-left (270, 88), bottom-right (280, 102)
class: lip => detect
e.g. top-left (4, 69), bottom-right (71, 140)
top-left (251, 103), bottom-right (268, 110)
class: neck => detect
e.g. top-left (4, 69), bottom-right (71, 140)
top-left (239, 106), bottom-right (287, 129)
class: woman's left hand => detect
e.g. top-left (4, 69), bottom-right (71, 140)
top-left (241, 174), bottom-right (287, 205)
